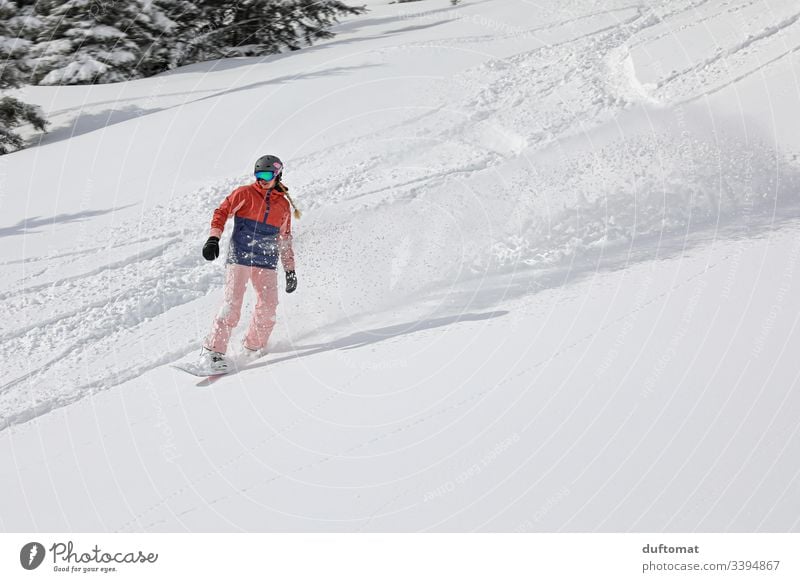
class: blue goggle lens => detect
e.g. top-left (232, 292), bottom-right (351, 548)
top-left (255, 170), bottom-right (276, 181)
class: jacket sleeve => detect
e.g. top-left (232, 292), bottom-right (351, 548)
top-left (278, 208), bottom-right (295, 271)
top-left (209, 189), bottom-right (242, 238)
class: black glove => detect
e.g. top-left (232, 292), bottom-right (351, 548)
top-left (285, 270), bottom-right (297, 293)
top-left (202, 236), bottom-right (219, 261)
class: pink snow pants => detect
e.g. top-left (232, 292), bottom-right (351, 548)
top-left (205, 264), bottom-right (279, 354)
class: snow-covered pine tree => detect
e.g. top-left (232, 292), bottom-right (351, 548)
top-left (5, 0), bottom-right (45, 39)
top-left (0, 0), bottom-right (47, 154)
top-left (28, 0), bottom-right (176, 85)
top-left (138, 0), bottom-right (197, 77)
top-left (167, 0), bottom-right (367, 65)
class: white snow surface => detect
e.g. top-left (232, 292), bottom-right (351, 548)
top-left (2, 0), bottom-right (800, 532)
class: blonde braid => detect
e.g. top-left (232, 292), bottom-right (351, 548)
top-left (277, 181), bottom-right (302, 219)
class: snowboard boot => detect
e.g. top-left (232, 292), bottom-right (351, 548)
top-left (239, 341), bottom-right (267, 359)
top-left (201, 347), bottom-right (230, 374)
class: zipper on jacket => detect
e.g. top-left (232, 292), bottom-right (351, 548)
top-left (262, 189), bottom-right (271, 224)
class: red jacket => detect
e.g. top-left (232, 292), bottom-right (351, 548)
top-left (209, 181), bottom-right (295, 271)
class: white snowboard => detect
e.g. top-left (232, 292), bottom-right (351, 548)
top-left (171, 346), bottom-right (268, 377)
top-left (170, 360), bottom-right (231, 377)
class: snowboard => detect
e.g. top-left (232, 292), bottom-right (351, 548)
top-left (170, 360), bottom-right (231, 377)
top-left (171, 348), bottom-right (267, 377)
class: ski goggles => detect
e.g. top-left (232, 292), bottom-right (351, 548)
top-left (255, 170), bottom-right (277, 182)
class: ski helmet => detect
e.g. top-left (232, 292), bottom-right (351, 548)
top-left (254, 154), bottom-right (283, 179)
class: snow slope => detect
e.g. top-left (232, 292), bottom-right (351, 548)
top-left (1, 0), bottom-right (800, 531)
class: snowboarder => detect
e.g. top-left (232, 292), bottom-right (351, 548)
top-left (198, 154), bottom-right (300, 374)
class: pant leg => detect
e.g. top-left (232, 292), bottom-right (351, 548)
top-left (244, 266), bottom-right (279, 351)
top-left (205, 264), bottom-right (250, 354)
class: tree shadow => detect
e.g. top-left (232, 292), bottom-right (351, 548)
top-left (327, 2), bottom-right (473, 36)
top-left (0, 204), bottom-right (138, 238)
top-left (184, 64), bottom-right (379, 106)
top-left (36, 106), bottom-right (154, 145)
top-left (383, 21), bottom-right (455, 35)
top-left (30, 64), bottom-right (376, 147)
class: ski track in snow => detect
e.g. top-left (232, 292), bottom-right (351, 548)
top-left (0, 182), bottom-right (236, 428)
top-left (656, 8), bottom-right (800, 100)
top-left (2, 0), bottom-right (800, 430)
